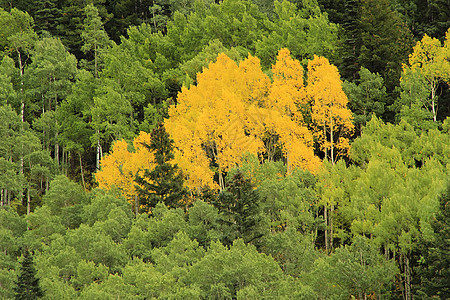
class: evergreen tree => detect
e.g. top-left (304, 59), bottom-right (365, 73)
top-left (14, 249), bottom-right (44, 300)
top-left (34, 0), bottom-right (61, 37)
top-left (213, 171), bottom-right (265, 246)
top-left (135, 123), bottom-right (187, 212)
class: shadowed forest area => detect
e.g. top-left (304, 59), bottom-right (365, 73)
top-left (0, 0), bottom-right (449, 299)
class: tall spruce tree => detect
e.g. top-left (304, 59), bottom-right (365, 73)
top-left (135, 123), bottom-right (187, 212)
top-left (213, 171), bottom-right (265, 246)
top-left (14, 249), bottom-right (43, 300)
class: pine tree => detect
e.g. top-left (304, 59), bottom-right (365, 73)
top-left (14, 249), bottom-right (44, 300)
top-left (135, 123), bottom-right (187, 212)
top-left (213, 171), bottom-right (265, 246)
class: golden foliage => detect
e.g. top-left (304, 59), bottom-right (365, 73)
top-left (307, 55), bottom-right (354, 164)
top-left (404, 29), bottom-right (450, 121)
top-left (166, 49), bottom-right (325, 191)
top-left (95, 131), bottom-right (154, 203)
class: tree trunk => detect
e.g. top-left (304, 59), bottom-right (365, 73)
top-left (286, 151), bottom-right (291, 175)
top-left (330, 116), bottom-right (334, 164)
top-left (323, 120), bottom-right (327, 160)
top-left (94, 44), bottom-right (98, 78)
top-left (79, 152), bottom-right (86, 191)
top-left (219, 172), bottom-right (225, 191)
top-left (27, 187), bottom-right (31, 216)
top-left (330, 203), bottom-right (334, 250)
top-left (96, 132), bottom-right (101, 170)
top-left (324, 205), bottom-right (328, 254)
top-left (18, 47), bottom-right (25, 204)
top-left (0, 189), bottom-right (3, 206)
top-left (431, 81), bottom-right (437, 122)
top-left (134, 194), bottom-right (139, 217)
top-left (405, 255), bottom-right (411, 300)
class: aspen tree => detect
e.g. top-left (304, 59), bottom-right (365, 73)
top-left (307, 55), bottom-right (354, 165)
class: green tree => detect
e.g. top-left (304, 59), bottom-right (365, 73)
top-left (394, 68), bottom-right (436, 131)
top-left (255, 0), bottom-right (338, 67)
top-left (135, 123), bottom-right (187, 212)
top-left (34, 0), bottom-right (60, 36)
top-left (343, 67), bottom-right (388, 133)
top-left (213, 171), bottom-right (266, 246)
top-left (81, 3), bottom-right (111, 78)
top-left (405, 30), bottom-right (450, 122)
top-left (358, 0), bottom-right (413, 91)
top-left (14, 249), bottom-right (44, 300)
top-left (57, 70), bottom-right (96, 187)
top-left (0, 8), bottom-right (37, 123)
top-left (415, 182), bottom-right (450, 298)
top-left (25, 37), bottom-right (77, 167)
top-left (42, 175), bottom-right (87, 229)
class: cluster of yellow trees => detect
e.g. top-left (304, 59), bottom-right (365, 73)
top-left (96, 49), bottom-right (354, 201)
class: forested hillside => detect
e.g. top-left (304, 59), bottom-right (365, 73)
top-left (0, 0), bottom-right (449, 299)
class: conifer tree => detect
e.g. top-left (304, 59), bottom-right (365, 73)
top-left (14, 249), bottom-right (43, 300)
top-left (213, 171), bottom-right (265, 246)
top-left (135, 123), bottom-right (187, 212)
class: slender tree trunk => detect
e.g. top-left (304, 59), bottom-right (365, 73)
top-left (286, 151), bottom-right (291, 175)
top-left (67, 151), bottom-right (70, 176)
top-left (219, 172), bottom-right (224, 191)
top-left (330, 203), bottom-right (334, 250)
top-left (323, 121), bottom-right (327, 160)
top-left (79, 152), bottom-right (86, 191)
top-left (405, 255), bottom-right (411, 300)
top-left (431, 81), bottom-right (437, 122)
top-left (1, 189), bottom-right (3, 206)
top-left (17, 47), bottom-right (25, 204)
top-left (330, 116), bottom-right (334, 164)
top-left (324, 205), bottom-right (328, 254)
top-left (96, 131), bottom-right (101, 170)
top-left (94, 44), bottom-right (98, 78)
top-left (27, 186), bottom-right (31, 216)
top-left (134, 194), bottom-right (139, 217)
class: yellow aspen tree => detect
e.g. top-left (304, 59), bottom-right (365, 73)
top-left (165, 53), bottom-right (270, 191)
top-left (267, 48), bottom-right (321, 174)
top-left (307, 55), bottom-right (354, 165)
top-left (95, 131), bottom-right (154, 211)
top-left (166, 50), bottom-right (324, 192)
top-left (406, 29), bottom-right (450, 122)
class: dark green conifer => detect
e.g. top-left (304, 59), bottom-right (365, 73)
top-left (135, 123), bottom-right (187, 212)
top-left (214, 171), bottom-right (265, 246)
top-left (14, 249), bottom-right (44, 300)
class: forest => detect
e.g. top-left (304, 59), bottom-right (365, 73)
top-left (0, 0), bottom-right (449, 299)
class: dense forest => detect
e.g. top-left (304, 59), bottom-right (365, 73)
top-left (0, 0), bottom-right (449, 299)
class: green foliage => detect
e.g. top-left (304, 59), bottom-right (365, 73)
top-left (343, 67), bottom-right (388, 132)
top-left (186, 200), bottom-right (224, 247)
top-left (361, 0), bottom-right (414, 92)
top-left (394, 68), bottom-right (436, 131)
top-left (81, 3), bottom-right (112, 78)
top-left (43, 175), bottom-right (87, 229)
top-left (214, 171), bottom-right (267, 245)
top-left (414, 183), bottom-right (450, 298)
top-left (308, 237), bottom-right (398, 299)
top-left (135, 123), bottom-right (187, 212)
top-left (14, 249), bottom-right (44, 300)
top-left (255, 0), bottom-right (338, 67)
top-left (262, 227), bottom-right (318, 276)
